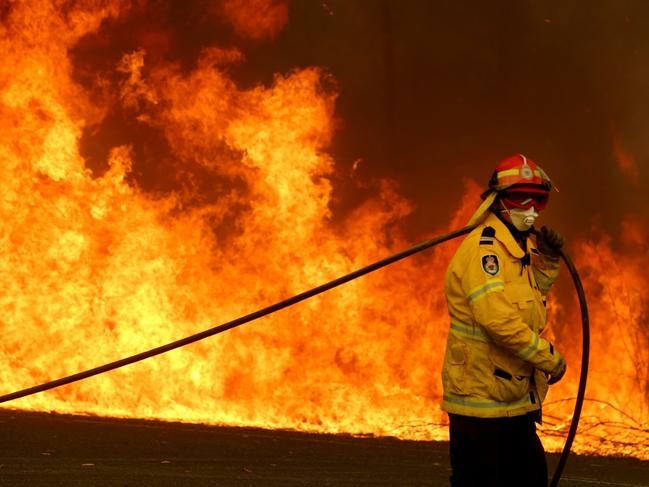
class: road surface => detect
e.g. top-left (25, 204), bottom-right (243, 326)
top-left (0, 410), bottom-right (647, 486)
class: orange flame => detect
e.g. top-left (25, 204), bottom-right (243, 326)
top-left (1, 1), bottom-right (647, 460)
top-left (539, 218), bottom-right (649, 457)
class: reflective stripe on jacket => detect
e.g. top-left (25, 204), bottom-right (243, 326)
top-left (441, 212), bottom-right (562, 418)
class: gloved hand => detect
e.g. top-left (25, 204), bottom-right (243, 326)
top-left (547, 354), bottom-right (567, 385)
top-left (536, 226), bottom-right (565, 258)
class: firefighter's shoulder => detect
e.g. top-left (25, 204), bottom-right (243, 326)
top-left (479, 226), bottom-right (496, 246)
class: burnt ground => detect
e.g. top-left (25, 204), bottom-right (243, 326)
top-left (0, 410), bottom-right (647, 486)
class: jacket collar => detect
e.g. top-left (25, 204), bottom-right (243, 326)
top-left (482, 212), bottom-right (528, 259)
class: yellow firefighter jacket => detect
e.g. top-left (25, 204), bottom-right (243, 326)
top-left (442, 212), bottom-right (562, 418)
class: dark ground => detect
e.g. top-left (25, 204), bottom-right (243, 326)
top-left (0, 410), bottom-right (647, 486)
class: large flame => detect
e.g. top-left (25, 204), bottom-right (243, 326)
top-left (539, 217), bottom-right (649, 457)
top-left (1, 1), bottom-right (647, 459)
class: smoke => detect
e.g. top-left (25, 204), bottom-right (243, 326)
top-left (67, 0), bottom-right (649, 240)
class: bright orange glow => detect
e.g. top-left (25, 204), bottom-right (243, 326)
top-left (0, 1), bottom-right (647, 460)
top-left (539, 219), bottom-right (649, 457)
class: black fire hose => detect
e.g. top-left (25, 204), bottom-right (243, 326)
top-left (0, 225), bottom-right (474, 404)
top-left (549, 243), bottom-right (590, 487)
top-left (0, 224), bottom-right (589, 485)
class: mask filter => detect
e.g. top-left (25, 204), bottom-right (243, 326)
top-left (503, 205), bottom-right (538, 231)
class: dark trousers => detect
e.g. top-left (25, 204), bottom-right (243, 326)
top-left (448, 413), bottom-right (548, 487)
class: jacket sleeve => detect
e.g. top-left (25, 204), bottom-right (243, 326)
top-left (460, 246), bottom-right (561, 373)
top-left (532, 251), bottom-right (560, 295)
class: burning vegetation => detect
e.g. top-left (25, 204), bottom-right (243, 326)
top-left (0, 0), bottom-right (647, 459)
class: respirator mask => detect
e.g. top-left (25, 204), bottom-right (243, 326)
top-left (503, 205), bottom-right (538, 231)
top-left (498, 189), bottom-right (548, 232)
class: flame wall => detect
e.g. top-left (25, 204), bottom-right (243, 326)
top-left (1, 0), bottom-right (647, 458)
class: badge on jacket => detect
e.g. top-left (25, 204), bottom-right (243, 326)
top-left (481, 254), bottom-right (500, 276)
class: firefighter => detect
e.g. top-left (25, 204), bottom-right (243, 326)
top-left (442, 154), bottom-right (567, 487)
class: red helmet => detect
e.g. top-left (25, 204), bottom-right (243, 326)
top-left (488, 154), bottom-right (553, 192)
top-left (487, 154), bottom-right (553, 210)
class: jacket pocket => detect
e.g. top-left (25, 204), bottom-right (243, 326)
top-left (491, 368), bottom-right (530, 402)
top-left (444, 339), bottom-right (468, 395)
top-left (489, 348), bottom-right (532, 402)
top-left (505, 280), bottom-right (546, 332)
top-left (504, 282), bottom-right (534, 310)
